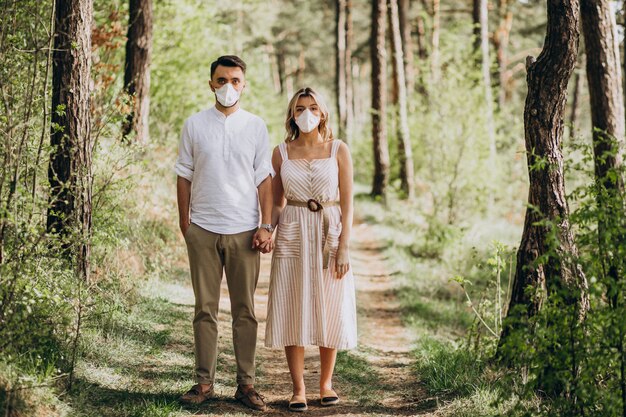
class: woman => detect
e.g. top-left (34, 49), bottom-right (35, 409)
top-left (264, 87), bottom-right (357, 412)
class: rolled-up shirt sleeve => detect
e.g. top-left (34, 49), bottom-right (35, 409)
top-left (174, 120), bottom-right (194, 182)
top-left (253, 121), bottom-right (274, 187)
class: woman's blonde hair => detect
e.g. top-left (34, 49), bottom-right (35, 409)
top-left (284, 87), bottom-right (334, 142)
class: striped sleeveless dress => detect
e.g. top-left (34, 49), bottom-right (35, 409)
top-left (265, 140), bottom-right (357, 349)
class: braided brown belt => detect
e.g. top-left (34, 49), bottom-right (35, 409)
top-left (286, 199), bottom-right (339, 269)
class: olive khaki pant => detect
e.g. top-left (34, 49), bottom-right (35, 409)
top-left (184, 223), bottom-right (260, 386)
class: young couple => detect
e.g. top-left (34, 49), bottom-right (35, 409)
top-left (174, 55), bottom-right (357, 412)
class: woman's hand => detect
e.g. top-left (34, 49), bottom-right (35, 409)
top-left (335, 245), bottom-right (350, 279)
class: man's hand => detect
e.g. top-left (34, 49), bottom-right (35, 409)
top-left (252, 228), bottom-right (274, 253)
top-left (335, 245), bottom-right (350, 279)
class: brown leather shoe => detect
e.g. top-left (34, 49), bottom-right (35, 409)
top-left (180, 383), bottom-right (215, 404)
top-left (234, 386), bottom-right (268, 411)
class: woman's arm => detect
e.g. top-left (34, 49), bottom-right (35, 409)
top-left (336, 141), bottom-right (354, 278)
top-left (271, 146), bottom-right (286, 228)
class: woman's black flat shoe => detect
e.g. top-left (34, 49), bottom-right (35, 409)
top-left (320, 389), bottom-right (339, 406)
top-left (289, 395), bottom-right (308, 412)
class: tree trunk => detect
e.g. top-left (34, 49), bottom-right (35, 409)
top-left (345, 0), bottom-right (354, 143)
top-left (398, 0), bottom-right (415, 92)
top-left (430, 0), bottom-right (440, 82)
top-left (415, 1), bottom-right (428, 60)
top-left (581, 0), bottom-right (625, 188)
top-left (47, 0), bottom-right (94, 282)
top-left (494, 0), bottom-right (513, 108)
top-left (336, 0), bottom-right (348, 140)
top-left (473, 0), bottom-right (496, 207)
top-left (498, 0), bottom-right (589, 355)
top-left (389, 0), bottom-right (414, 199)
top-left (371, 0), bottom-right (390, 198)
top-left (568, 63), bottom-right (584, 142)
top-left (122, 0), bottom-right (153, 143)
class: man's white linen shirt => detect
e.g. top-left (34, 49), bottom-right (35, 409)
top-left (175, 106), bottom-right (273, 234)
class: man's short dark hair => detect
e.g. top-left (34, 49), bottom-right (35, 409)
top-left (210, 55), bottom-right (247, 78)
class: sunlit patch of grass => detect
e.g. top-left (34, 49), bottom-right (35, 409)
top-left (334, 349), bottom-right (384, 405)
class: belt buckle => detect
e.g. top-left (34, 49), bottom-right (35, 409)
top-left (307, 199), bottom-right (323, 212)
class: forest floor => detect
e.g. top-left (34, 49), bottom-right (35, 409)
top-left (69, 212), bottom-right (440, 416)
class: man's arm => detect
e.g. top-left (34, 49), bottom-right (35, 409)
top-left (177, 176), bottom-right (192, 236)
top-left (253, 175), bottom-right (273, 249)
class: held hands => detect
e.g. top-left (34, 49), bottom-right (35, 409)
top-left (253, 228), bottom-right (274, 254)
top-left (335, 245), bottom-right (350, 279)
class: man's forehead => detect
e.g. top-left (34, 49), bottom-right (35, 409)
top-left (213, 65), bottom-right (245, 79)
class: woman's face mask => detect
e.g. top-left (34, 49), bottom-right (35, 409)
top-left (214, 83), bottom-right (240, 107)
top-left (295, 109), bottom-right (321, 133)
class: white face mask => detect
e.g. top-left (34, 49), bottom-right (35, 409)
top-left (295, 109), bottom-right (321, 133)
top-left (214, 83), bottom-right (240, 107)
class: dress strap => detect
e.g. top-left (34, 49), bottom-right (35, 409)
top-left (279, 142), bottom-right (288, 161)
top-left (331, 139), bottom-right (341, 158)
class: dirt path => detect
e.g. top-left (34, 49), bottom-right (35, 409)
top-left (159, 218), bottom-right (434, 417)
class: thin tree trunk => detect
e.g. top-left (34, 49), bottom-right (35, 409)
top-left (276, 48), bottom-right (286, 95)
top-left (47, 0), bottom-right (94, 282)
top-left (581, 0), bottom-right (625, 188)
top-left (345, 0), bottom-right (354, 143)
top-left (473, 0), bottom-right (496, 208)
top-left (371, 0), bottom-right (389, 198)
top-left (398, 0), bottom-right (415, 93)
top-left (568, 59), bottom-right (584, 142)
top-left (336, 0), bottom-right (348, 140)
top-left (122, 0), bottom-right (153, 143)
top-left (581, 5), bottom-right (626, 412)
top-left (498, 0), bottom-right (589, 356)
top-left (389, 0), bottom-right (414, 198)
top-left (494, 0), bottom-right (513, 108)
top-left (416, 1), bottom-right (428, 60)
top-left (430, 0), bottom-right (440, 82)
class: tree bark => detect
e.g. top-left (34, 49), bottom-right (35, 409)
top-left (345, 0), bottom-right (354, 143)
top-left (493, 0), bottom-right (513, 108)
top-left (568, 62), bottom-right (584, 142)
top-left (498, 0), bottom-right (589, 355)
top-left (336, 0), bottom-right (348, 140)
top-left (371, 0), bottom-right (390, 198)
top-left (389, 0), bottom-right (414, 198)
top-left (122, 0), bottom-right (153, 143)
top-left (416, 1), bottom-right (428, 60)
top-left (430, 0), bottom-right (440, 82)
top-left (398, 0), bottom-right (415, 92)
top-left (581, 0), bottom-right (625, 188)
top-left (473, 0), bottom-right (496, 207)
top-left (47, 0), bottom-right (94, 282)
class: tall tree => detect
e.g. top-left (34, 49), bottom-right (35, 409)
top-left (336, 0), bottom-right (348, 140)
top-left (498, 0), bottom-right (589, 354)
top-left (472, 0), bottom-right (496, 208)
top-left (389, 0), bottom-right (415, 198)
top-left (47, 0), bottom-right (94, 281)
top-left (581, 2), bottom-right (626, 410)
top-left (430, 0), bottom-right (440, 82)
top-left (493, 0), bottom-right (513, 108)
top-left (581, 0), bottom-right (625, 189)
top-left (398, 0), bottom-right (415, 92)
top-left (371, 0), bottom-right (390, 198)
top-left (122, 0), bottom-right (153, 143)
top-left (345, 0), bottom-right (354, 142)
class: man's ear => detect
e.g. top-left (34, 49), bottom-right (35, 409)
top-left (208, 80), bottom-right (216, 92)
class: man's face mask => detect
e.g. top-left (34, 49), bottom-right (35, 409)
top-left (295, 109), bottom-right (321, 133)
top-left (214, 83), bottom-right (240, 107)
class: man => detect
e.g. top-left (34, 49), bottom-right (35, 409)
top-left (175, 55), bottom-right (274, 411)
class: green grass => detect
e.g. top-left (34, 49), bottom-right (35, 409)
top-left (354, 187), bottom-right (526, 416)
top-left (334, 349), bottom-right (384, 405)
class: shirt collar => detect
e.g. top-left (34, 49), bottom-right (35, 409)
top-left (209, 105), bottom-right (244, 122)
